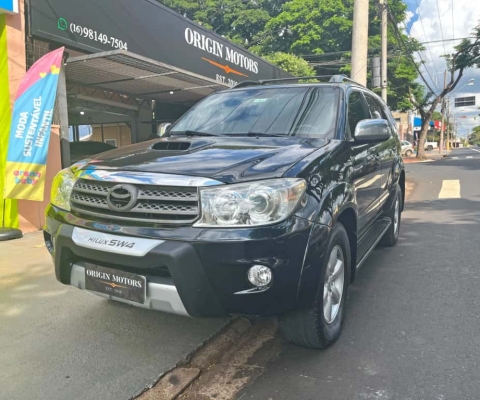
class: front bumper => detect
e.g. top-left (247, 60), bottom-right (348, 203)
top-left (44, 206), bottom-right (318, 317)
top-left (70, 263), bottom-right (189, 315)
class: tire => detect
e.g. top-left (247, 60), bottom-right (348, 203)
top-left (427, 145), bottom-right (433, 151)
top-left (405, 150), bottom-right (413, 157)
top-left (279, 223), bottom-right (351, 349)
top-left (380, 184), bottom-right (402, 247)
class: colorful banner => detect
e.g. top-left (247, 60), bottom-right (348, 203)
top-left (4, 47), bottom-right (64, 201)
top-left (0, 13), bottom-right (19, 227)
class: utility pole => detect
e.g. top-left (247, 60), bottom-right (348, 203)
top-left (380, 0), bottom-right (388, 102)
top-left (446, 97), bottom-right (451, 151)
top-left (351, 0), bottom-right (369, 86)
top-left (439, 70), bottom-right (446, 155)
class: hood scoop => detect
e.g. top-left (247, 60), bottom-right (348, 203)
top-left (151, 141), bottom-right (191, 151)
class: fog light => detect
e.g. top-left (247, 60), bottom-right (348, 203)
top-left (247, 265), bottom-right (272, 287)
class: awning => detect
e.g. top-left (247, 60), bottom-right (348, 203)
top-left (65, 50), bottom-right (229, 103)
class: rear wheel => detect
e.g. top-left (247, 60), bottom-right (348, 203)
top-left (279, 223), bottom-right (351, 349)
top-left (405, 149), bottom-right (413, 157)
top-left (380, 184), bottom-right (402, 247)
top-left (427, 145), bottom-right (433, 151)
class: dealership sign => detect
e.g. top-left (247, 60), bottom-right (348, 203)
top-left (29, 0), bottom-right (290, 86)
top-left (0, 0), bottom-right (18, 14)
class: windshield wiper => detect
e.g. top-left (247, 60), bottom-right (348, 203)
top-left (170, 130), bottom-right (222, 137)
top-left (244, 132), bottom-right (285, 137)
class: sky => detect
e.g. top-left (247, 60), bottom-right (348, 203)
top-left (404, 0), bottom-right (480, 136)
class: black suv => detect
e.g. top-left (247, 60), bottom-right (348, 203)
top-left (44, 75), bottom-right (405, 349)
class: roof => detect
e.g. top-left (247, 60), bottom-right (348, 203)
top-left (65, 50), bottom-right (229, 104)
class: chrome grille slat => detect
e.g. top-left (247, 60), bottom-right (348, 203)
top-left (70, 178), bottom-right (200, 225)
top-left (138, 188), bottom-right (199, 202)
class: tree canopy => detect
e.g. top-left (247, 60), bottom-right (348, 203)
top-left (263, 52), bottom-right (315, 77)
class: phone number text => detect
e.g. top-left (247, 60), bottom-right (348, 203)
top-left (69, 23), bottom-right (128, 51)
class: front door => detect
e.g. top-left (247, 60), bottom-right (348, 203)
top-left (363, 93), bottom-right (396, 202)
top-left (347, 90), bottom-right (383, 234)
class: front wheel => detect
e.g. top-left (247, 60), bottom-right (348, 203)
top-left (427, 145), bottom-right (433, 151)
top-left (405, 149), bottom-right (413, 157)
top-left (279, 223), bottom-right (351, 349)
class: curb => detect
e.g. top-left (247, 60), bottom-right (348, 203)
top-left (134, 317), bottom-right (280, 400)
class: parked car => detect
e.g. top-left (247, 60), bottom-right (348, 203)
top-left (401, 140), bottom-right (414, 157)
top-left (45, 75), bottom-right (405, 349)
top-left (425, 141), bottom-right (438, 151)
top-left (69, 141), bottom-right (117, 165)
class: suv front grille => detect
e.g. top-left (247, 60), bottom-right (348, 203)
top-left (70, 179), bottom-right (200, 225)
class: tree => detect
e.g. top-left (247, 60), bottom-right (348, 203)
top-left (400, 23), bottom-right (480, 159)
top-left (263, 52), bottom-right (315, 76)
top-left (158, 0), bottom-right (285, 46)
top-left (255, 0), bottom-right (421, 111)
top-left (469, 126), bottom-right (480, 145)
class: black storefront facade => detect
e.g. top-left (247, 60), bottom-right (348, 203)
top-left (26, 0), bottom-right (290, 157)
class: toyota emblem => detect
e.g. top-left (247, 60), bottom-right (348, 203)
top-left (106, 184), bottom-right (138, 211)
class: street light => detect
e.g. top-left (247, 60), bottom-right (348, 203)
top-left (453, 78), bottom-right (475, 93)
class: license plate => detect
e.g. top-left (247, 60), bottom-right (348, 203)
top-left (84, 264), bottom-right (146, 304)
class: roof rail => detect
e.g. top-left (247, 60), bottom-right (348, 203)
top-left (232, 75), bottom-right (333, 89)
top-left (328, 74), bottom-right (365, 87)
top-left (232, 74), bottom-right (365, 89)
top-left (232, 80), bottom-right (263, 88)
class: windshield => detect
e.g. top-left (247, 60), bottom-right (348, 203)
top-left (170, 86), bottom-right (338, 138)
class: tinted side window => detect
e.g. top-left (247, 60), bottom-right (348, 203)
top-left (347, 91), bottom-right (369, 136)
top-left (381, 104), bottom-right (399, 136)
top-left (364, 94), bottom-right (386, 119)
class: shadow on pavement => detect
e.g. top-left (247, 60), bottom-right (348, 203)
top-left (240, 197), bottom-right (480, 400)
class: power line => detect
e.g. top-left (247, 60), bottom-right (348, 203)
top-left (451, 0), bottom-right (455, 44)
top-left (387, 5), bottom-right (438, 95)
top-left (299, 38), bottom-right (475, 60)
top-left (407, 23), bottom-right (440, 90)
top-left (413, 0), bottom-right (438, 77)
top-left (420, 37), bottom-right (474, 45)
top-left (401, 19), bottom-right (440, 93)
top-left (308, 53), bottom-right (405, 67)
top-left (435, 0), bottom-right (447, 54)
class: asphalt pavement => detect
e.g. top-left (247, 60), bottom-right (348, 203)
top-left (241, 147), bottom-right (480, 400)
top-left (0, 235), bottom-right (227, 400)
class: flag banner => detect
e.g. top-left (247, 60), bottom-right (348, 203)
top-left (4, 47), bottom-right (64, 201)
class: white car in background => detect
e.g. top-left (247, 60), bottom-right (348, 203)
top-left (424, 141), bottom-right (438, 151)
top-left (401, 140), bottom-right (414, 157)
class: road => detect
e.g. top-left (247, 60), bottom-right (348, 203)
top-left (241, 147), bottom-right (480, 400)
top-left (0, 234), bottom-right (226, 400)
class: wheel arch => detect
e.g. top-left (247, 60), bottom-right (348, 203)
top-left (296, 183), bottom-right (358, 309)
top-left (335, 207), bottom-right (358, 283)
top-left (318, 183), bottom-right (358, 283)
top-left (399, 169), bottom-right (405, 211)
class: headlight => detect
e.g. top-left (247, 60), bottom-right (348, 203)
top-left (194, 178), bottom-right (306, 227)
top-left (50, 168), bottom-right (77, 211)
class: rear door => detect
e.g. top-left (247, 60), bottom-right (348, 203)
top-left (347, 90), bottom-right (383, 233)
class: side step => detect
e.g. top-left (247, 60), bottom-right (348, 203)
top-left (356, 217), bottom-right (391, 270)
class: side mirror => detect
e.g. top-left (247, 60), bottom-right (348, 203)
top-left (354, 119), bottom-right (391, 142)
top-left (157, 123), bottom-right (173, 137)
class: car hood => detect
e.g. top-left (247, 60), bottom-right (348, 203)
top-left (78, 136), bottom-right (327, 183)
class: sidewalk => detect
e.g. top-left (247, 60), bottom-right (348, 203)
top-left (0, 232), bottom-right (226, 400)
top-left (402, 149), bottom-right (452, 164)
